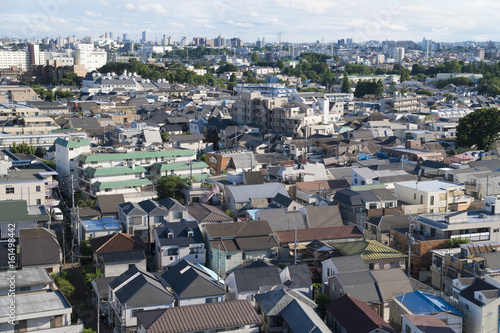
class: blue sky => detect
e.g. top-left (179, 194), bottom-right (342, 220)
top-left (3, 0), bottom-right (499, 43)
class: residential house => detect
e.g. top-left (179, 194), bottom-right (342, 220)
top-left (276, 226), bottom-right (364, 263)
top-left (330, 240), bottom-right (407, 270)
top-left (118, 202), bottom-right (148, 243)
top-left (89, 233), bottom-right (147, 277)
top-left (0, 200), bottom-right (49, 239)
top-left (154, 221), bottom-right (205, 270)
top-left (401, 314), bottom-right (455, 333)
top-left (79, 217), bottom-right (123, 241)
top-left (392, 290), bottom-right (464, 332)
top-left (279, 263), bottom-right (313, 299)
top-left (0, 267), bottom-right (86, 330)
top-left (187, 203), bottom-right (233, 224)
top-left (394, 180), bottom-right (474, 213)
top-left (271, 193), bottom-right (304, 212)
top-left (254, 289), bottom-right (331, 333)
top-left (158, 197), bottom-right (190, 222)
top-left (326, 295), bottom-right (395, 333)
top-left (161, 260), bottom-right (225, 306)
top-left (351, 167), bottom-right (417, 189)
top-left (0, 153), bottom-right (60, 207)
top-left (327, 269), bottom-right (381, 311)
top-left (95, 194), bottom-right (125, 219)
top-left (135, 300), bottom-right (261, 333)
top-left (224, 183), bottom-right (288, 212)
top-left (109, 266), bottom-right (175, 333)
top-left (370, 268), bottom-right (414, 322)
top-left (137, 199), bottom-right (169, 247)
top-left (19, 228), bottom-right (62, 273)
top-left (204, 220), bottom-right (279, 276)
top-left (321, 255), bottom-right (369, 290)
top-left (453, 277), bottom-right (500, 333)
top-left (254, 208), bottom-right (306, 231)
top-left (168, 134), bottom-right (207, 154)
top-left (333, 188), bottom-right (398, 226)
top-left (206, 148), bottom-right (260, 175)
top-left (225, 265), bottom-right (281, 301)
top-left (300, 205), bottom-right (344, 229)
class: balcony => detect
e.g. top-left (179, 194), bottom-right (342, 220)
top-left (45, 181), bottom-right (59, 189)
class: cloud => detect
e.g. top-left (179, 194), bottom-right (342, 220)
top-left (124, 3), bottom-right (168, 15)
top-left (226, 20), bottom-right (255, 28)
top-left (85, 11), bottom-right (100, 17)
top-left (274, 0), bottom-right (338, 14)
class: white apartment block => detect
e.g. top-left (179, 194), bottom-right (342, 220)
top-left (74, 43), bottom-right (107, 72)
top-left (55, 138), bottom-right (92, 196)
top-left (0, 50), bottom-right (29, 70)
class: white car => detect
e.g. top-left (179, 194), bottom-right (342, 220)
top-left (52, 208), bottom-right (64, 221)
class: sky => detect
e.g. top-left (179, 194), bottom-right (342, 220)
top-left (3, 0), bottom-right (500, 44)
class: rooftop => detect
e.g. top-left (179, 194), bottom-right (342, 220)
top-left (396, 180), bottom-right (462, 192)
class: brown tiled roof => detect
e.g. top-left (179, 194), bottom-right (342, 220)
top-left (89, 233), bottom-right (147, 253)
top-left (402, 314), bottom-right (454, 332)
top-left (188, 203), bottom-right (232, 223)
top-left (95, 194), bottom-right (125, 214)
top-left (209, 235), bottom-right (278, 252)
top-left (276, 225), bottom-right (363, 244)
top-left (326, 294), bottom-right (395, 333)
top-left (279, 160), bottom-right (296, 166)
top-left (296, 180), bottom-right (350, 191)
top-left (205, 220), bottom-right (272, 238)
top-left (136, 300), bottom-right (260, 333)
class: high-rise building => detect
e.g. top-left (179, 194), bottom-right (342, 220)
top-left (74, 43), bottom-right (107, 72)
top-left (214, 35), bottom-right (225, 47)
top-left (123, 33), bottom-right (130, 42)
top-left (393, 47), bottom-right (405, 63)
top-left (141, 31), bottom-right (148, 43)
top-left (109, 32), bottom-right (113, 39)
top-left (230, 38), bottom-right (242, 47)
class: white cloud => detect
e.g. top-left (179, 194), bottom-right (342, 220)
top-left (274, 0), bottom-right (338, 14)
top-left (85, 11), bottom-right (100, 17)
top-left (124, 3), bottom-right (168, 15)
top-left (226, 20), bottom-right (255, 28)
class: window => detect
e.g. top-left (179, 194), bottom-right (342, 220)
top-left (369, 263), bottom-right (375, 270)
top-left (430, 196), bottom-right (435, 205)
top-left (420, 195), bottom-right (423, 204)
top-left (385, 202), bottom-right (393, 208)
top-left (167, 248), bottom-right (178, 256)
top-left (5, 187), bottom-right (14, 194)
top-left (369, 203), bottom-right (377, 209)
top-left (332, 282), bottom-right (337, 292)
top-left (173, 212), bottom-right (183, 219)
top-left (226, 255), bottom-right (232, 260)
top-left (36, 199), bottom-right (41, 205)
top-left (36, 186), bottom-right (41, 192)
top-left (414, 193), bottom-right (416, 200)
top-left (269, 316), bottom-right (283, 327)
top-left (189, 247), bottom-right (200, 254)
top-left (405, 324), bottom-right (411, 333)
top-left (205, 297), bottom-right (218, 303)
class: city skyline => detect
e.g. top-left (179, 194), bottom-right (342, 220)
top-left (2, 0), bottom-right (500, 43)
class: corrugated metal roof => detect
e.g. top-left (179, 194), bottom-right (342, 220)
top-left (277, 225), bottom-right (363, 244)
top-left (136, 300), bottom-right (260, 333)
top-left (332, 240), bottom-right (406, 261)
top-left (225, 183), bottom-right (288, 203)
top-left (79, 148), bottom-right (195, 163)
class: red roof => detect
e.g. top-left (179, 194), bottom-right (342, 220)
top-left (326, 294), bottom-right (395, 333)
top-left (276, 225), bottom-right (363, 244)
top-left (89, 233), bottom-right (147, 253)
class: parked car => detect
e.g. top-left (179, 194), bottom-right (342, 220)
top-left (52, 208), bottom-right (64, 221)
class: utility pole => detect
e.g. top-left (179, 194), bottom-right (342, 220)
top-left (294, 228), bottom-right (298, 264)
top-left (407, 214), bottom-right (413, 278)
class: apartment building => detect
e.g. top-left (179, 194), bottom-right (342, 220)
top-left (394, 180), bottom-right (473, 213)
top-left (74, 43), bottom-right (107, 72)
top-left (0, 150), bottom-right (59, 207)
top-left (232, 91), bottom-right (287, 128)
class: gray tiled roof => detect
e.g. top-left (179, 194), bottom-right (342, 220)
top-left (162, 260), bottom-right (225, 299)
top-left (232, 266), bottom-right (281, 292)
top-left (257, 209), bottom-right (306, 231)
top-left (225, 183), bottom-right (288, 203)
top-left (156, 221), bottom-right (204, 247)
top-left (334, 271), bottom-right (380, 304)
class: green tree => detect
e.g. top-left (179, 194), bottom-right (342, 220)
top-left (55, 90), bottom-right (75, 99)
top-left (315, 292), bottom-right (329, 319)
top-left (161, 132), bottom-right (170, 142)
top-left (229, 73), bottom-right (237, 82)
top-left (341, 74), bottom-right (351, 93)
top-left (156, 175), bottom-right (189, 202)
top-left (449, 237), bottom-right (470, 248)
top-left (456, 108), bottom-right (500, 151)
top-left (251, 52), bottom-right (259, 62)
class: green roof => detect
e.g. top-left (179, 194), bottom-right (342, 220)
top-left (54, 137), bottom-right (91, 148)
top-left (331, 240), bottom-right (406, 261)
top-left (181, 173), bottom-right (211, 180)
top-left (85, 165), bottom-right (147, 177)
top-left (0, 200), bottom-right (49, 223)
top-left (94, 178), bottom-right (152, 190)
top-left (151, 161), bottom-right (208, 172)
top-left (79, 149), bottom-right (195, 163)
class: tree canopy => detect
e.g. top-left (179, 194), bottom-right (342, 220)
top-left (354, 79), bottom-right (384, 98)
top-left (156, 175), bottom-right (190, 203)
top-left (341, 74), bottom-right (351, 93)
top-left (456, 108), bottom-right (500, 151)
